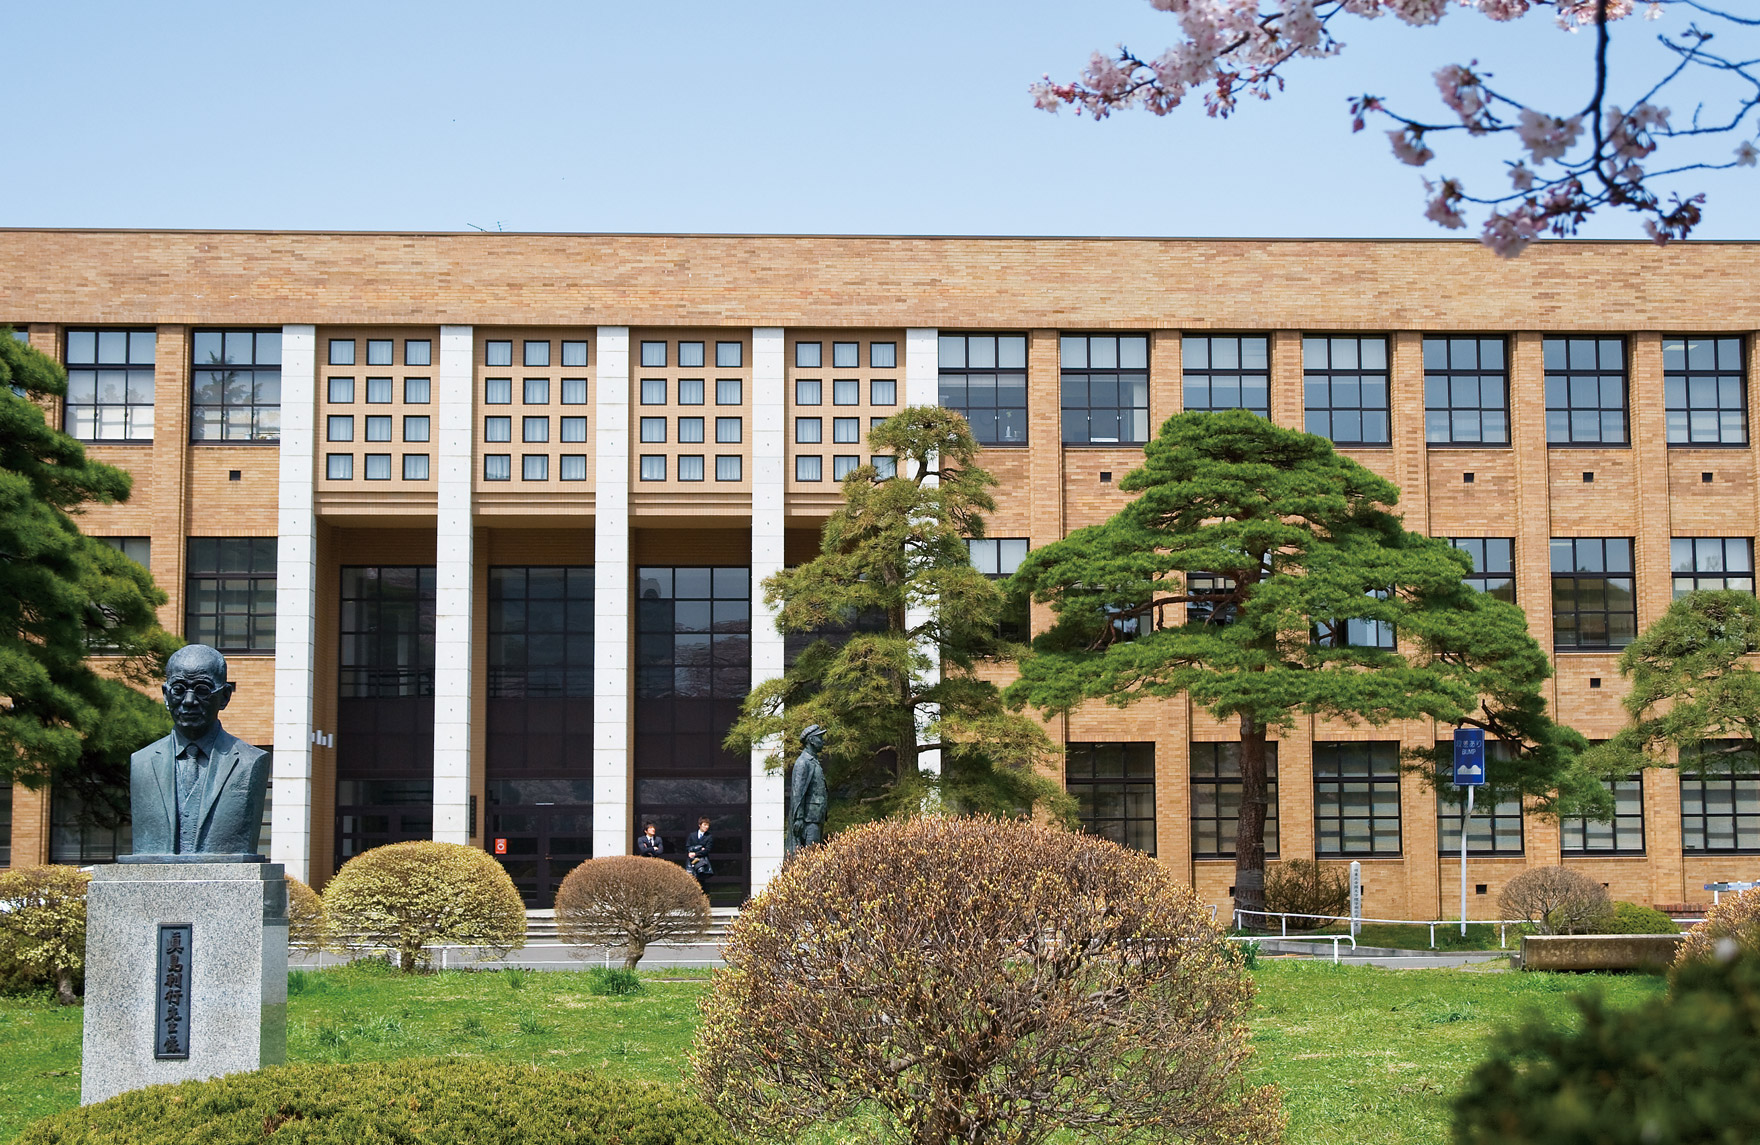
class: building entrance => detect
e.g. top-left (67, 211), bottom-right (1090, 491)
top-left (485, 783), bottom-right (594, 907)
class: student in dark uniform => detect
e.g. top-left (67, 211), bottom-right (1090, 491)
top-left (636, 821), bottom-right (665, 858)
top-left (685, 817), bottom-right (714, 897)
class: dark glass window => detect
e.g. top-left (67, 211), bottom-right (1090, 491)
top-left (1314, 741), bottom-right (1402, 856)
top-left (488, 567), bottom-right (595, 699)
top-left (0, 781), bottom-right (9, 866)
top-left (50, 781), bottom-right (131, 864)
top-left (1671, 537), bottom-right (1754, 597)
top-left (1066, 743), bottom-right (1155, 854)
top-left (1190, 742), bottom-right (1279, 858)
top-left (1551, 537), bottom-right (1636, 649)
top-left (968, 538), bottom-right (1030, 642)
top-left (939, 334), bottom-right (1027, 445)
top-left (1436, 742), bottom-right (1522, 855)
top-left (64, 329), bottom-right (155, 441)
top-left (1186, 572), bottom-right (1241, 626)
top-left (1060, 335), bottom-right (1149, 444)
top-left (1303, 337), bottom-right (1389, 445)
top-left (1544, 337), bottom-right (1627, 445)
top-left (186, 538), bottom-right (277, 652)
top-left (1681, 742), bottom-right (1760, 853)
top-left (340, 566), bottom-right (435, 697)
top-left (1450, 538), bottom-right (1516, 604)
top-left (1315, 591), bottom-right (1395, 650)
top-left (1561, 773), bottom-right (1645, 854)
top-left (191, 329), bottom-right (281, 442)
top-left (335, 778), bottom-right (434, 867)
top-left (1182, 336), bottom-right (1269, 418)
top-left (1424, 337), bottom-right (1508, 444)
top-left (1664, 337), bottom-right (1746, 444)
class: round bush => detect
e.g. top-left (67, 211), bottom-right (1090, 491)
top-left (322, 841), bottom-right (526, 972)
top-left (1676, 889), bottom-right (1760, 969)
top-left (1498, 866), bottom-right (1609, 936)
top-left (16, 1059), bottom-right (738, 1145)
top-left (1593, 901), bottom-right (1679, 935)
top-left (0, 864), bottom-right (90, 1004)
top-left (556, 856), bottom-right (709, 970)
top-left (691, 815), bottom-right (1281, 1145)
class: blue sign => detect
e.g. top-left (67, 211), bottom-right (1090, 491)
top-left (1453, 729), bottom-right (1487, 786)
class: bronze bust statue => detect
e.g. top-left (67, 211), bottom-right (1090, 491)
top-left (125, 644), bottom-right (271, 861)
top-left (787, 724), bottom-right (829, 857)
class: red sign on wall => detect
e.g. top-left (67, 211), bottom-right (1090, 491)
top-left (493, 838), bottom-right (508, 855)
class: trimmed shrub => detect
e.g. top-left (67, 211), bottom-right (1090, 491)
top-left (15, 1059), bottom-right (738, 1145)
top-left (287, 876), bottom-right (327, 952)
top-left (1453, 950), bottom-right (1760, 1144)
top-left (691, 815), bottom-right (1282, 1145)
top-left (322, 841), bottom-right (526, 973)
top-left (1592, 901), bottom-right (1679, 936)
top-left (1499, 866), bottom-right (1609, 936)
top-left (556, 856), bottom-right (709, 970)
top-left (0, 864), bottom-right (90, 1004)
top-left (1264, 859), bottom-right (1350, 921)
top-left (1675, 888), bottom-right (1760, 969)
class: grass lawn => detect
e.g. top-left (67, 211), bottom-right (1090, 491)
top-left (0, 959), bottom-right (1668, 1144)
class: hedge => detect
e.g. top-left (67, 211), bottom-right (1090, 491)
top-left (17, 1059), bottom-right (739, 1145)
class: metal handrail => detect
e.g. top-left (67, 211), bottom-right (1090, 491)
top-left (1233, 908), bottom-right (1538, 949)
top-left (1231, 932), bottom-right (1357, 964)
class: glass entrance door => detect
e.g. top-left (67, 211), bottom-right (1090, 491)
top-left (487, 802), bottom-right (594, 908)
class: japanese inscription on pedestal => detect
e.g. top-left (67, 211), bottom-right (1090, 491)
top-left (155, 924), bottom-right (192, 1060)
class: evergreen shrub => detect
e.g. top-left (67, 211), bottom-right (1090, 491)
top-left (16, 1059), bottom-right (737, 1145)
top-left (1592, 901), bottom-right (1679, 935)
top-left (0, 864), bottom-right (90, 1004)
top-left (322, 841), bottom-right (526, 973)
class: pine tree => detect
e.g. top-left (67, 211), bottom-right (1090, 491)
top-left (1005, 410), bottom-right (1596, 919)
top-left (0, 329), bottom-right (176, 793)
top-left (725, 407), bottom-right (1066, 829)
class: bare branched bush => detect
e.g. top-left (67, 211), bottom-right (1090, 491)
top-left (287, 877), bottom-right (327, 953)
top-left (690, 816), bottom-right (1283, 1145)
top-left (0, 865), bottom-right (90, 1005)
top-left (322, 842), bottom-right (526, 973)
top-left (1676, 891), bottom-right (1760, 971)
top-left (1499, 866), bottom-right (1609, 936)
top-left (1263, 860), bottom-right (1350, 922)
top-left (556, 857), bottom-right (710, 971)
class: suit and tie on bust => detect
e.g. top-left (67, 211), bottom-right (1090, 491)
top-left (128, 644), bottom-right (271, 860)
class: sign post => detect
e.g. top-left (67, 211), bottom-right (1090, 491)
top-left (1453, 730), bottom-right (1487, 938)
top-left (1349, 861), bottom-right (1362, 939)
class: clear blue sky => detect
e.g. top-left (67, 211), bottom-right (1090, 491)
top-left (5, 0), bottom-right (1754, 239)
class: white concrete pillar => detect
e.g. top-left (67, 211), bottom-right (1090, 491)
top-left (904, 329), bottom-right (942, 778)
top-left (433, 326), bottom-right (475, 843)
top-left (593, 327), bottom-right (632, 858)
top-left (270, 324), bottom-right (316, 881)
top-left (749, 327), bottom-right (787, 894)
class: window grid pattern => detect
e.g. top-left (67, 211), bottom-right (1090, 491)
top-left (1664, 337), bottom-right (1746, 445)
top-left (1552, 537), bottom-right (1637, 649)
top-left (1066, 743), bottom-right (1156, 855)
top-left (1190, 742), bottom-right (1279, 859)
top-left (1561, 775), bottom-right (1646, 854)
top-left (64, 329), bottom-right (156, 441)
top-left (1671, 537), bottom-right (1754, 597)
top-left (1436, 743), bottom-right (1523, 855)
top-left (939, 334), bottom-right (1027, 446)
top-left (789, 334), bottom-right (900, 488)
top-left (1314, 741), bottom-right (1403, 856)
top-left (191, 329), bottom-right (281, 442)
top-left (632, 332), bottom-right (749, 486)
top-left (1544, 337), bottom-right (1628, 444)
top-left (1182, 336), bottom-right (1269, 418)
top-left (1060, 335), bottom-right (1150, 444)
top-left (1303, 336), bottom-right (1389, 445)
top-left (488, 567), bottom-right (594, 698)
top-left (186, 537), bottom-right (277, 653)
top-left (968, 538), bottom-right (1030, 642)
top-left (319, 330), bottom-right (440, 485)
top-left (1681, 742), bottom-right (1760, 853)
top-left (1450, 538), bottom-right (1516, 604)
top-left (476, 331), bottom-right (592, 491)
top-left (340, 566), bottom-right (436, 697)
top-left (1424, 337), bottom-right (1509, 444)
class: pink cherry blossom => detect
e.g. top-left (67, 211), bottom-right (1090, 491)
top-left (1388, 126), bottom-right (1434, 165)
top-left (1508, 162), bottom-right (1536, 190)
top-left (1516, 108), bottom-right (1583, 163)
top-left (1736, 141), bottom-right (1760, 167)
top-left (1423, 178), bottom-right (1467, 227)
top-left (1434, 64), bottom-right (1487, 126)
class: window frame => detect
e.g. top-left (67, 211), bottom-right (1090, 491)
top-left (1181, 334), bottom-right (1270, 419)
top-left (1551, 537), bottom-right (1637, 650)
top-left (1423, 336), bottom-right (1510, 446)
top-left (1190, 741), bottom-right (1280, 859)
top-left (1663, 336), bottom-right (1747, 446)
top-left (1313, 741), bottom-right (1403, 857)
top-left (938, 333), bottom-right (1028, 446)
top-left (1303, 335), bottom-right (1390, 447)
top-left (62, 328), bottom-right (157, 443)
top-left (1561, 773), bottom-right (1646, 854)
top-left (1060, 334), bottom-right (1151, 446)
top-left (1066, 742), bottom-right (1157, 855)
top-left (1544, 336), bottom-right (1629, 446)
top-left (185, 537), bottom-right (278, 653)
top-left (1670, 537), bottom-right (1755, 597)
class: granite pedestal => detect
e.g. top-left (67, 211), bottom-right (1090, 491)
top-left (80, 861), bottom-right (288, 1105)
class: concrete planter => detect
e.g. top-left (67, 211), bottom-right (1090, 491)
top-left (1519, 933), bottom-right (1683, 972)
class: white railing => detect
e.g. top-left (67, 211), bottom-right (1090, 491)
top-left (1231, 932), bottom-right (1357, 964)
top-left (1233, 908), bottom-right (1536, 950)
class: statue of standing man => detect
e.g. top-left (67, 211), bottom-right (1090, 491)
top-left (786, 724), bottom-right (829, 858)
top-left (127, 644), bottom-right (272, 860)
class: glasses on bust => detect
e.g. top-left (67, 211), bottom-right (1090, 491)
top-left (165, 682), bottom-right (221, 702)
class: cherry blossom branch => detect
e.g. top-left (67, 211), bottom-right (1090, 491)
top-left (1031, 0), bottom-right (1760, 256)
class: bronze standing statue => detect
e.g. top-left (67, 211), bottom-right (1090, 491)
top-left (126, 644), bottom-right (272, 860)
top-left (786, 724), bottom-right (829, 858)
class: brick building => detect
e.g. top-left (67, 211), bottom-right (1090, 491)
top-left (3, 228), bottom-right (1758, 917)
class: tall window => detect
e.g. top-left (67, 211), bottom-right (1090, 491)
top-left (191, 330), bottom-right (281, 441)
top-left (488, 567), bottom-right (595, 699)
top-left (1066, 743), bottom-right (1155, 854)
top-left (1303, 336), bottom-right (1389, 445)
top-left (50, 782), bottom-right (131, 864)
top-left (1450, 538), bottom-right (1516, 604)
top-left (1182, 335), bottom-right (1269, 418)
top-left (1544, 337), bottom-right (1627, 445)
top-left (939, 334), bottom-right (1027, 445)
top-left (64, 329), bottom-right (155, 441)
top-left (186, 538), bottom-right (277, 652)
top-left (1423, 337), bottom-right (1508, 444)
top-left (1190, 742), bottom-right (1279, 859)
top-left (968, 537), bottom-right (1030, 642)
top-left (1060, 335), bottom-right (1149, 444)
top-left (1681, 742), bottom-right (1760, 853)
top-left (1664, 337), bottom-right (1746, 444)
top-left (1561, 774), bottom-right (1645, 854)
top-left (1436, 743), bottom-right (1522, 855)
top-left (339, 566), bottom-right (436, 697)
top-left (1551, 537), bottom-right (1636, 649)
top-left (1314, 741), bottom-right (1402, 856)
top-left (1671, 537), bottom-right (1754, 597)
top-left (1314, 591), bottom-right (1395, 650)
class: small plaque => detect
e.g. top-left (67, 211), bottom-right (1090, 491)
top-left (155, 924), bottom-right (192, 1060)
